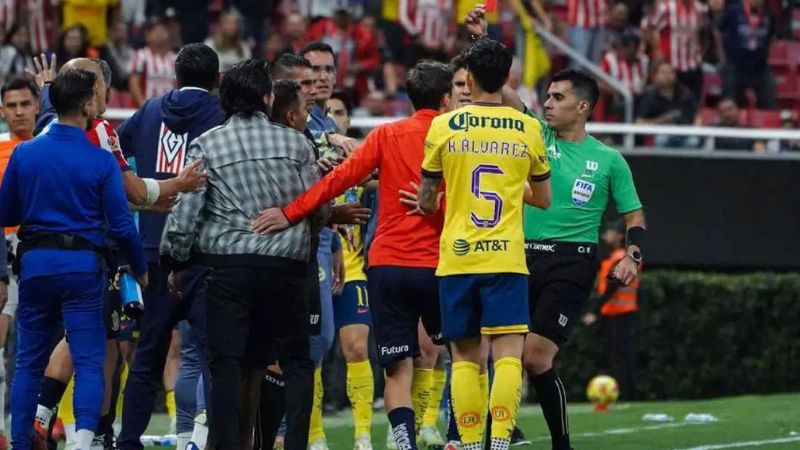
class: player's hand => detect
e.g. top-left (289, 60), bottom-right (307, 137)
top-left (399, 181), bottom-right (442, 216)
top-left (252, 208), bottom-right (291, 234)
top-left (317, 155), bottom-right (345, 174)
top-left (137, 272), bottom-right (149, 291)
top-left (332, 249), bottom-right (345, 296)
top-left (582, 312), bottom-right (597, 326)
top-left (149, 194), bottom-right (177, 213)
top-left (337, 225), bottom-right (357, 252)
top-left (168, 270), bottom-right (183, 299)
top-left (26, 53), bottom-right (57, 88)
top-left (0, 281), bottom-right (8, 313)
top-left (330, 203), bottom-right (371, 225)
top-left (327, 133), bottom-right (359, 156)
top-left (175, 160), bottom-right (207, 192)
top-left (465, 4), bottom-right (488, 37)
top-left (612, 256), bottom-right (639, 286)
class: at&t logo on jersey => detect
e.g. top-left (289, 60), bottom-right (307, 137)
top-left (156, 122), bottom-right (188, 174)
top-left (452, 238), bottom-right (510, 255)
top-left (572, 179), bottom-right (595, 206)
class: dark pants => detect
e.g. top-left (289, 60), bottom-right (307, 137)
top-left (721, 64), bottom-right (777, 109)
top-left (118, 264), bottom-right (209, 450)
top-left (602, 312), bottom-right (637, 401)
top-left (206, 265), bottom-right (310, 450)
top-left (677, 69), bottom-right (703, 102)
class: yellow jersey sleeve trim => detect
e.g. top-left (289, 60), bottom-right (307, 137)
top-left (481, 325), bottom-right (531, 335)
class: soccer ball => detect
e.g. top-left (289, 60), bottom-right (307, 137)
top-left (586, 375), bottom-right (619, 411)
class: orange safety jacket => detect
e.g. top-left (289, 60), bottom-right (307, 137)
top-left (597, 248), bottom-right (639, 316)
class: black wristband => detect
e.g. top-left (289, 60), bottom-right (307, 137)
top-left (626, 226), bottom-right (646, 253)
top-left (0, 276), bottom-right (8, 284)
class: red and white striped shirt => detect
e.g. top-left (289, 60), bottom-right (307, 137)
top-left (600, 50), bottom-right (649, 95)
top-left (88, 118), bottom-right (130, 171)
top-left (1, 0), bottom-right (50, 53)
top-left (644, 0), bottom-right (707, 72)
top-left (130, 47), bottom-right (177, 101)
top-left (567, 0), bottom-right (609, 28)
top-left (399, 0), bottom-right (453, 50)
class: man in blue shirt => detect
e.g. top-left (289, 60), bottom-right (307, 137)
top-left (0, 69), bottom-right (146, 450)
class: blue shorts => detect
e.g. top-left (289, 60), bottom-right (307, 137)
top-left (439, 273), bottom-right (530, 341)
top-left (333, 280), bottom-right (371, 329)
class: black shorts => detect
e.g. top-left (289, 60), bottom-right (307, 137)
top-left (367, 266), bottom-right (443, 368)
top-left (526, 241), bottom-right (598, 347)
top-left (306, 260), bottom-right (321, 336)
top-left (206, 265), bottom-right (310, 369)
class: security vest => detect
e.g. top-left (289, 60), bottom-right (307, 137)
top-left (597, 248), bottom-right (639, 316)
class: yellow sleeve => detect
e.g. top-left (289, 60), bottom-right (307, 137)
top-left (527, 120), bottom-right (550, 181)
top-left (421, 117), bottom-right (446, 177)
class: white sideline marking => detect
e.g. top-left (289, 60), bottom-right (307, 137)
top-left (528, 421), bottom-right (708, 442)
top-left (674, 436), bottom-right (800, 450)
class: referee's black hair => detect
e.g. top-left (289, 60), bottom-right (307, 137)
top-left (299, 41), bottom-right (335, 59)
top-left (220, 59), bottom-right (273, 118)
top-left (270, 79), bottom-right (302, 124)
top-left (1, 75), bottom-right (40, 101)
top-left (463, 37), bottom-right (512, 94)
top-left (551, 69), bottom-right (600, 112)
top-left (50, 69), bottom-right (96, 117)
top-left (406, 60), bottom-right (453, 111)
top-left (175, 43), bottom-right (220, 91)
top-left (272, 53), bottom-right (312, 80)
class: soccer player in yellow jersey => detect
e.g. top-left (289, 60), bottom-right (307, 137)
top-left (418, 37), bottom-right (552, 450)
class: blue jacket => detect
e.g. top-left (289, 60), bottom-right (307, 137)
top-left (0, 123), bottom-right (146, 279)
top-left (117, 88), bottom-right (224, 262)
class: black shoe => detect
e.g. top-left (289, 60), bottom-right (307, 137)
top-left (510, 427), bottom-right (532, 447)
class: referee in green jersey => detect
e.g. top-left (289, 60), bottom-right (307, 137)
top-left (466, 6), bottom-right (646, 450)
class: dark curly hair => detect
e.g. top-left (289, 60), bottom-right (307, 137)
top-left (463, 37), bottom-right (512, 94)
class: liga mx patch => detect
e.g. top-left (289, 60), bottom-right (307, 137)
top-left (572, 179), bottom-right (595, 206)
top-left (156, 122), bottom-right (188, 174)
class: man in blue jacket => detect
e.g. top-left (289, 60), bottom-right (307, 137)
top-left (115, 43), bottom-right (224, 450)
top-left (0, 69), bottom-right (147, 450)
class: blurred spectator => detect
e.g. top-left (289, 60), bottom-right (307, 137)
top-left (1, 0), bottom-right (55, 54)
top-left (106, 21), bottom-right (134, 91)
top-left (205, 10), bottom-right (252, 72)
top-left (600, 29), bottom-right (648, 119)
top-left (150, 0), bottom-right (212, 45)
top-left (379, 0), bottom-right (406, 66)
top-left (359, 15), bottom-right (399, 96)
top-left (228, 0), bottom-right (275, 55)
top-left (643, 0), bottom-right (724, 100)
top-left (0, 24), bottom-right (33, 88)
top-left (121, 0), bottom-right (147, 29)
top-left (263, 31), bottom-right (286, 63)
top-left (716, 0), bottom-right (776, 108)
top-left (509, 57), bottom-right (541, 116)
top-left (567, 0), bottom-right (610, 64)
top-left (61, 0), bottom-right (120, 48)
top-left (353, 90), bottom-right (387, 117)
top-left (606, 1), bottom-right (634, 50)
top-left (636, 61), bottom-right (700, 148)
top-left (297, 0), bottom-right (364, 21)
top-left (398, 0), bottom-right (454, 62)
top-left (128, 18), bottom-right (176, 107)
top-left (305, 8), bottom-right (380, 101)
top-left (778, 110), bottom-right (800, 152)
top-left (327, 90), bottom-right (352, 133)
top-left (54, 25), bottom-right (99, 71)
top-left (713, 97), bottom-right (765, 151)
top-left (283, 12), bottom-right (309, 55)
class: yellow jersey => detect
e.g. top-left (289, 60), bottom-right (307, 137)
top-left (62, 0), bottom-right (119, 47)
top-left (336, 187), bottom-right (367, 283)
top-left (382, 0), bottom-right (399, 21)
top-left (421, 103), bottom-right (549, 276)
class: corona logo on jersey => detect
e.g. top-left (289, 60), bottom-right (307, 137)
top-left (448, 111), bottom-right (526, 132)
top-left (458, 411), bottom-right (481, 428)
top-left (156, 122), bottom-right (188, 174)
top-left (586, 375), bottom-right (619, 412)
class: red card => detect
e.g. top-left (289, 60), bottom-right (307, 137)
top-left (485, 0), bottom-right (497, 13)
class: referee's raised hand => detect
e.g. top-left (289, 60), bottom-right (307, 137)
top-left (26, 53), bottom-right (57, 88)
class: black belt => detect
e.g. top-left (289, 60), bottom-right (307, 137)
top-left (13, 233), bottom-right (107, 275)
top-left (525, 240), bottom-right (597, 257)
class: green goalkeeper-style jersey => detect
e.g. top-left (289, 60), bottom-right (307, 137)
top-left (523, 114), bottom-right (642, 244)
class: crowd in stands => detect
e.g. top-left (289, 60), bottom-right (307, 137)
top-left (0, 0), bottom-right (799, 152)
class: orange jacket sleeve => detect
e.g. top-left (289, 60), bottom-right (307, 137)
top-left (282, 128), bottom-right (383, 223)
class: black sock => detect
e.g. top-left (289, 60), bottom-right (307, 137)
top-left (96, 414), bottom-right (114, 437)
top-left (446, 399), bottom-right (459, 442)
top-left (38, 376), bottom-right (68, 411)
top-left (258, 369), bottom-right (286, 450)
top-left (532, 369), bottom-right (570, 450)
top-left (387, 407), bottom-right (417, 450)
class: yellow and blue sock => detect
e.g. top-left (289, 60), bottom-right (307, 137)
top-left (488, 358), bottom-right (523, 450)
top-left (411, 368), bottom-right (434, 431)
top-left (451, 361), bottom-right (483, 450)
top-left (346, 360), bottom-right (374, 439)
top-left (422, 368), bottom-right (447, 429)
top-left (308, 367), bottom-right (326, 443)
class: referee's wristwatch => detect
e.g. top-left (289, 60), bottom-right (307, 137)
top-left (627, 248), bottom-right (643, 266)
